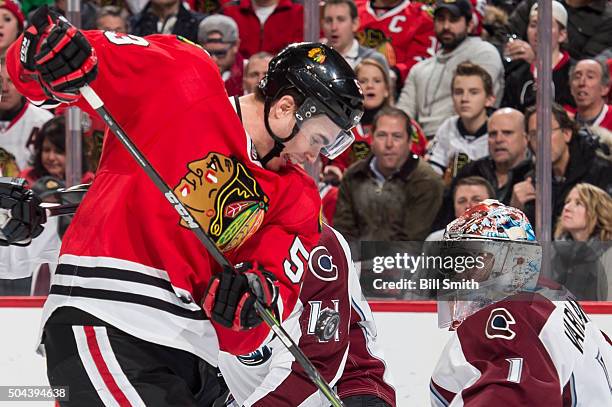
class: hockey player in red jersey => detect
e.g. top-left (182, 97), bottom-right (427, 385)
top-left (429, 200), bottom-right (612, 406)
top-left (217, 223), bottom-right (396, 406)
top-left (1, 6), bottom-right (363, 405)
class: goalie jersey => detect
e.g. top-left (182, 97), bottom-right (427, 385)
top-left (431, 293), bottom-right (612, 406)
top-left (218, 224), bottom-right (396, 406)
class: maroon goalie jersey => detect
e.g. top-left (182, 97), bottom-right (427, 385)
top-left (431, 292), bottom-right (612, 406)
top-left (6, 32), bottom-right (321, 363)
top-left (218, 224), bottom-right (396, 406)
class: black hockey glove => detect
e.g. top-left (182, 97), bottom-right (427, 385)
top-left (0, 178), bottom-right (46, 246)
top-left (20, 5), bottom-right (97, 103)
top-left (203, 262), bottom-right (279, 331)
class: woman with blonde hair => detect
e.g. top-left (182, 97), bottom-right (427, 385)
top-left (555, 183), bottom-right (612, 241)
top-left (552, 183), bottom-right (612, 300)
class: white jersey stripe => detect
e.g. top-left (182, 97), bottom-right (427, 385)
top-left (51, 274), bottom-right (202, 312)
top-left (93, 326), bottom-right (146, 407)
top-left (72, 326), bottom-right (121, 407)
top-left (59, 254), bottom-right (173, 282)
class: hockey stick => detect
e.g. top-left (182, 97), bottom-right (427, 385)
top-left (78, 85), bottom-right (345, 407)
top-left (40, 202), bottom-right (80, 217)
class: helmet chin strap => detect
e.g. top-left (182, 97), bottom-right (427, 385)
top-left (259, 98), bottom-right (301, 167)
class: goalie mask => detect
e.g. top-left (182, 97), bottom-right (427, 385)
top-left (435, 200), bottom-right (542, 329)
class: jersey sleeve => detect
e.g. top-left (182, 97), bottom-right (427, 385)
top-left (243, 224), bottom-right (352, 406)
top-left (430, 298), bottom-right (563, 406)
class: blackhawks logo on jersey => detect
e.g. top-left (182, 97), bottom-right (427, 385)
top-left (173, 152), bottom-right (269, 252)
top-left (356, 29), bottom-right (397, 67)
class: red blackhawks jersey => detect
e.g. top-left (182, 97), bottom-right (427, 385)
top-left (431, 293), bottom-right (612, 406)
top-left (6, 32), bottom-right (321, 364)
top-left (356, 0), bottom-right (435, 82)
top-left (218, 224), bottom-right (396, 406)
top-left (356, 0), bottom-right (486, 82)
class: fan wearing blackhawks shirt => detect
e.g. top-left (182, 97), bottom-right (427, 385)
top-left (1, 5), bottom-right (363, 406)
top-left (429, 200), bottom-right (612, 406)
top-left (355, 0), bottom-right (485, 85)
top-left (217, 223), bottom-right (396, 407)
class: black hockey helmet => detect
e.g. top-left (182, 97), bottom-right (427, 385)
top-left (258, 42), bottom-right (364, 164)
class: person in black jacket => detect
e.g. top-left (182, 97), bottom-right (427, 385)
top-left (129, 0), bottom-right (206, 42)
top-left (507, 0), bottom-right (612, 60)
top-left (502, 1), bottom-right (575, 112)
top-left (513, 103), bottom-right (612, 231)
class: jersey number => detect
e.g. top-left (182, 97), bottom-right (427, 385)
top-left (505, 358), bottom-right (523, 383)
top-left (104, 32), bottom-right (149, 47)
top-left (283, 236), bottom-right (309, 284)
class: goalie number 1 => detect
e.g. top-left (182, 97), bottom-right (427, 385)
top-left (506, 358), bottom-right (523, 383)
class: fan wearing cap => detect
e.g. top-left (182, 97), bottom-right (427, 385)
top-left (429, 200), bottom-right (612, 406)
top-left (198, 14), bottom-right (245, 97)
top-left (0, 0), bottom-right (23, 54)
top-left (508, 0), bottom-right (612, 61)
top-left (396, 0), bottom-right (504, 139)
top-left (501, 1), bottom-right (575, 112)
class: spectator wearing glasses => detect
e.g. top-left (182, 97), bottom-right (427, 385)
top-left (516, 103), bottom-right (612, 231)
top-left (198, 14), bottom-right (244, 97)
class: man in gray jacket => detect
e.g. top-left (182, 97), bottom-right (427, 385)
top-left (396, 0), bottom-right (503, 139)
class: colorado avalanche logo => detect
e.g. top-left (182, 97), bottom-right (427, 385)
top-left (237, 345), bottom-right (273, 366)
top-left (486, 308), bottom-right (517, 340)
top-left (308, 246), bottom-right (338, 281)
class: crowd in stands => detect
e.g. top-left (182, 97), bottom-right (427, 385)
top-left (1, 0), bottom-right (612, 300)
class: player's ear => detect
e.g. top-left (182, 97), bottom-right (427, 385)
top-left (272, 94), bottom-right (297, 120)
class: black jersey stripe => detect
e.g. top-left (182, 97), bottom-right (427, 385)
top-left (49, 285), bottom-right (207, 320)
top-left (55, 263), bottom-right (175, 293)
